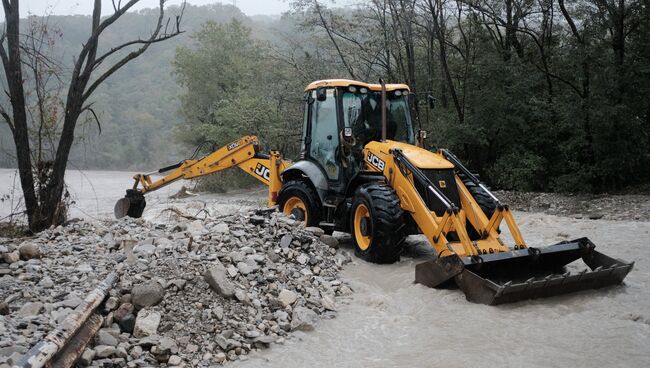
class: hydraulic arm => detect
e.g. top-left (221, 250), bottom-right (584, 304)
top-left (114, 136), bottom-right (290, 219)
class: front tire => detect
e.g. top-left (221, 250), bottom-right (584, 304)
top-left (350, 183), bottom-right (406, 264)
top-left (277, 180), bottom-right (322, 227)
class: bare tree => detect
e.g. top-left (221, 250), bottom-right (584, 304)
top-left (0, 0), bottom-right (185, 232)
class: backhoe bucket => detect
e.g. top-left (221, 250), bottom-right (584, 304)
top-left (114, 190), bottom-right (146, 219)
top-left (415, 238), bottom-right (633, 305)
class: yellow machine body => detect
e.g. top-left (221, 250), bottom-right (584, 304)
top-left (117, 79), bottom-right (633, 305)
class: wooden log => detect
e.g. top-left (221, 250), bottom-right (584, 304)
top-left (13, 273), bottom-right (118, 368)
top-left (49, 314), bottom-right (103, 368)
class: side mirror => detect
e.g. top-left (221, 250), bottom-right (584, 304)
top-left (316, 87), bottom-right (327, 102)
top-left (427, 94), bottom-right (435, 110)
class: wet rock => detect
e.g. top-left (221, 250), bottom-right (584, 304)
top-left (214, 222), bottom-right (229, 233)
top-left (214, 352), bottom-right (227, 363)
top-left (96, 329), bottom-right (118, 346)
top-left (133, 309), bottom-right (161, 337)
top-left (38, 276), bottom-right (54, 288)
top-left (280, 234), bottom-right (292, 248)
top-left (249, 215), bottom-right (265, 225)
top-left (131, 281), bottom-right (165, 309)
top-left (2, 251), bottom-right (19, 264)
top-left (278, 289), bottom-right (297, 307)
top-left (236, 261), bottom-right (252, 275)
top-left (0, 302), bottom-right (9, 315)
top-left (94, 345), bottom-right (117, 358)
top-left (291, 306), bottom-right (318, 331)
top-left (320, 234), bottom-right (339, 248)
top-left (18, 242), bottom-right (40, 260)
top-left (79, 348), bottom-right (96, 366)
top-left (168, 355), bottom-right (183, 366)
top-left (320, 295), bottom-right (336, 311)
top-left (305, 227), bottom-right (325, 236)
top-left (204, 263), bottom-right (235, 298)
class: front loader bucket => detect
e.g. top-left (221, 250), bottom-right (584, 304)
top-left (415, 238), bottom-right (633, 305)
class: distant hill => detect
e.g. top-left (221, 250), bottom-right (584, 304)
top-left (0, 3), bottom-right (290, 170)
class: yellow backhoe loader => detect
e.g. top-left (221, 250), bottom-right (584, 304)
top-left (115, 79), bottom-right (633, 305)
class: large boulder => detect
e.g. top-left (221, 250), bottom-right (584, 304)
top-left (18, 242), bottom-right (40, 260)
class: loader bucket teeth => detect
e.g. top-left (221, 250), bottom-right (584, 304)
top-left (416, 238), bottom-right (634, 305)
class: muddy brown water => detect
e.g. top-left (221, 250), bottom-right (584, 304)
top-left (1, 169), bottom-right (649, 367)
top-left (236, 215), bottom-right (650, 368)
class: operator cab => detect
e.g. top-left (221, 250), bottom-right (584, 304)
top-left (301, 79), bottom-right (415, 193)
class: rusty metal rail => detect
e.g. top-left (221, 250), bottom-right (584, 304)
top-left (13, 273), bottom-right (118, 368)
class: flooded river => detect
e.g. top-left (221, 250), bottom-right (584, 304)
top-left (1, 169), bottom-right (648, 367)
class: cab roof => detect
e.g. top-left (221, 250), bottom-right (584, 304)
top-left (305, 79), bottom-right (411, 92)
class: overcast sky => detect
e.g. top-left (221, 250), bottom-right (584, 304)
top-left (14, 1), bottom-right (296, 17)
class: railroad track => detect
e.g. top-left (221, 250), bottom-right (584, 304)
top-left (13, 273), bottom-right (118, 368)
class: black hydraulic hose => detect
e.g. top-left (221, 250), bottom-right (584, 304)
top-left (392, 149), bottom-right (457, 212)
top-left (440, 149), bottom-right (501, 206)
top-left (158, 161), bottom-right (183, 173)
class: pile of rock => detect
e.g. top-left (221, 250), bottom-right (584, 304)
top-left (0, 209), bottom-right (350, 367)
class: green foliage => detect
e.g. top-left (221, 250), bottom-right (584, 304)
top-left (172, 20), bottom-right (304, 190)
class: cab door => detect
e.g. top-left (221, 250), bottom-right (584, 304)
top-left (304, 88), bottom-right (341, 181)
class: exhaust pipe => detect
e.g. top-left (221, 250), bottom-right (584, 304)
top-left (380, 78), bottom-right (387, 142)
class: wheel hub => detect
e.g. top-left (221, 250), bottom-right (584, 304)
top-left (360, 217), bottom-right (370, 236)
top-left (290, 208), bottom-right (305, 221)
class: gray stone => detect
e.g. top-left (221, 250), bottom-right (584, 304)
top-left (131, 281), bottom-right (165, 309)
top-left (296, 254), bottom-right (309, 265)
top-left (79, 348), bottom-right (96, 366)
top-left (96, 329), bottom-right (118, 346)
top-left (204, 264), bottom-right (235, 298)
top-left (133, 309), bottom-right (161, 337)
top-left (168, 355), bottom-right (183, 366)
top-left (38, 276), bottom-right (54, 288)
top-left (51, 307), bottom-right (72, 323)
top-left (61, 294), bottom-right (83, 308)
top-left (94, 345), bottom-right (117, 358)
top-left (214, 223), bottom-right (229, 233)
top-left (291, 306), bottom-right (318, 331)
top-left (17, 301), bottom-right (43, 317)
top-left (305, 227), bottom-right (325, 236)
top-left (236, 262), bottom-right (252, 275)
top-left (18, 242), bottom-right (40, 260)
top-left (214, 352), bottom-right (227, 363)
top-left (215, 334), bottom-right (228, 350)
top-left (319, 234), bottom-right (339, 248)
top-left (2, 251), bottom-right (19, 264)
top-left (0, 302), bottom-right (9, 315)
top-left (254, 335), bottom-right (278, 346)
top-left (280, 234), bottom-right (292, 248)
top-left (320, 295), bottom-right (336, 311)
top-left (278, 289), bottom-right (297, 307)
top-left (186, 220), bottom-right (206, 235)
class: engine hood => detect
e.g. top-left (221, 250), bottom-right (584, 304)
top-left (367, 140), bottom-right (455, 169)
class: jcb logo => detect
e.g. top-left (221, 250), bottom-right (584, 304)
top-left (366, 153), bottom-right (385, 171)
top-left (227, 141), bottom-right (241, 151)
top-left (255, 163), bottom-right (270, 181)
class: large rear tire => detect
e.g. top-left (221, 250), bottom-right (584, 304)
top-left (460, 174), bottom-right (498, 238)
top-left (277, 180), bottom-right (322, 227)
top-left (350, 183), bottom-right (406, 264)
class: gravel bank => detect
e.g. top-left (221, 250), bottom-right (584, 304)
top-left (0, 210), bottom-right (351, 367)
